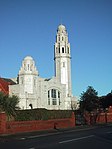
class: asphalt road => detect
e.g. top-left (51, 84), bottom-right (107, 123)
top-left (0, 124), bottom-right (112, 149)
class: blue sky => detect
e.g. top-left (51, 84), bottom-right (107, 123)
top-left (0, 0), bottom-right (112, 97)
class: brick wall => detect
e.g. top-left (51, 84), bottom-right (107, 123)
top-left (0, 112), bottom-right (75, 135)
top-left (84, 106), bottom-right (112, 125)
top-left (0, 112), bottom-right (7, 134)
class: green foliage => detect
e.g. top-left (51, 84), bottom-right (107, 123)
top-left (0, 92), bottom-right (19, 118)
top-left (15, 109), bottom-right (72, 121)
top-left (100, 92), bottom-right (112, 109)
top-left (80, 86), bottom-right (99, 112)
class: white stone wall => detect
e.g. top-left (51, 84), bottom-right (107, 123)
top-left (9, 73), bottom-right (67, 110)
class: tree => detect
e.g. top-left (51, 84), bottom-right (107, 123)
top-left (0, 92), bottom-right (19, 118)
top-left (100, 91), bottom-right (112, 109)
top-left (80, 86), bottom-right (99, 112)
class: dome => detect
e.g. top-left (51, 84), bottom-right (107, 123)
top-left (24, 56), bottom-right (33, 61)
top-left (19, 56), bottom-right (38, 75)
top-left (58, 24), bottom-right (66, 31)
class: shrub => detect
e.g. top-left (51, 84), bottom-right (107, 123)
top-left (14, 109), bottom-right (72, 121)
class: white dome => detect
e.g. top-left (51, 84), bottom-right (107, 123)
top-left (58, 24), bottom-right (66, 31)
top-left (24, 56), bottom-right (33, 60)
top-left (19, 56), bottom-right (38, 75)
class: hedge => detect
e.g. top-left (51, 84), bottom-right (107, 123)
top-left (14, 109), bottom-right (72, 121)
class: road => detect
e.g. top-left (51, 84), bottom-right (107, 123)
top-left (0, 124), bottom-right (112, 149)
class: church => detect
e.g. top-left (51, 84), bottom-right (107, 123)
top-left (9, 24), bottom-right (77, 110)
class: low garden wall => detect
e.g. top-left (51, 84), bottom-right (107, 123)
top-left (0, 112), bottom-right (75, 135)
top-left (84, 106), bottom-right (112, 125)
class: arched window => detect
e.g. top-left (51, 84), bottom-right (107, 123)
top-left (24, 64), bottom-right (26, 70)
top-left (48, 89), bottom-right (61, 105)
top-left (62, 37), bottom-right (64, 41)
top-left (52, 89), bottom-right (56, 105)
top-left (59, 48), bottom-right (60, 53)
top-left (62, 47), bottom-right (64, 53)
top-left (48, 90), bottom-right (50, 105)
top-left (58, 91), bottom-right (61, 105)
top-left (28, 64), bottom-right (30, 70)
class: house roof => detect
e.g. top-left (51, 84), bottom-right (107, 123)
top-left (2, 78), bottom-right (16, 85)
top-left (0, 78), bottom-right (16, 94)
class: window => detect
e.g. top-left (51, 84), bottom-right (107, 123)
top-left (51, 89), bottom-right (56, 98)
top-left (62, 47), bottom-right (64, 53)
top-left (62, 37), bottom-right (64, 41)
top-left (48, 99), bottom-right (50, 105)
top-left (51, 89), bottom-right (56, 105)
top-left (58, 91), bottom-right (61, 105)
top-left (58, 91), bottom-right (60, 98)
top-left (48, 90), bottom-right (50, 105)
top-left (24, 64), bottom-right (26, 70)
top-left (48, 89), bottom-right (61, 106)
top-left (48, 90), bottom-right (50, 98)
top-left (30, 64), bottom-right (33, 71)
top-left (28, 64), bottom-right (30, 70)
top-left (52, 98), bottom-right (57, 105)
top-left (59, 48), bottom-right (60, 53)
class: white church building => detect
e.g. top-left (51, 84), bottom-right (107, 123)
top-left (9, 24), bottom-right (77, 110)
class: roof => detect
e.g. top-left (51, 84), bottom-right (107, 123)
top-left (2, 78), bottom-right (16, 85)
top-left (0, 78), bottom-right (16, 94)
top-left (44, 78), bottom-right (51, 81)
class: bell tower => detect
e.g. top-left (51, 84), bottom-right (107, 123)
top-left (54, 24), bottom-right (72, 97)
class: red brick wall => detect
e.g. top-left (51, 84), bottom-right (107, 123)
top-left (96, 113), bottom-right (106, 123)
top-left (0, 112), bottom-right (75, 135)
top-left (84, 107), bottom-right (112, 125)
top-left (0, 112), bottom-right (7, 134)
top-left (96, 112), bottom-right (112, 123)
